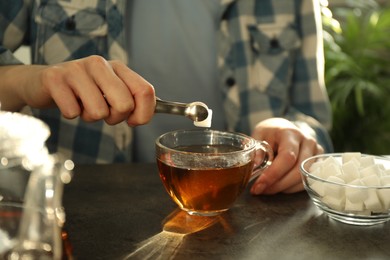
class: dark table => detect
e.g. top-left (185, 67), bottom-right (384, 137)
top-left (63, 163), bottom-right (390, 260)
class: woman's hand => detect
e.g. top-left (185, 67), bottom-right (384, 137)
top-left (0, 55), bottom-right (156, 126)
top-left (250, 117), bottom-right (324, 194)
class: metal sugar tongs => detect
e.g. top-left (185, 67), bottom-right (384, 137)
top-left (154, 98), bottom-right (212, 126)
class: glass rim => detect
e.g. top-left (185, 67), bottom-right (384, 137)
top-left (155, 129), bottom-right (257, 156)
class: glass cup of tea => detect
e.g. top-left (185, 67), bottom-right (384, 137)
top-left (155, 129), bottom-right (273, 216)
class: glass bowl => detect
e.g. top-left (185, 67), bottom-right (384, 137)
top-left (300, 153), bottom-right (390, 226)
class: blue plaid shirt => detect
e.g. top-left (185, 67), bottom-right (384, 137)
top-left (0, 0), bottom-right (333, 163)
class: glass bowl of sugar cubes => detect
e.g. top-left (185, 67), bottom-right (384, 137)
top-left (300, 153), bottom-right (390, 225)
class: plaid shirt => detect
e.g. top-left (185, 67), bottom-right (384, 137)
top-left (0, 0), bottom-right (333, 163)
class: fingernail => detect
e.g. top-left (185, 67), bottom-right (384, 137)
top-left (252, 183), bottom-right (266, 194)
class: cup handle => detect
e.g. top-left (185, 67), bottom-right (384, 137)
top-left (249, 141), bottom-right (274, 182)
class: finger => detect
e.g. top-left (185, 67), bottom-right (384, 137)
top-left (282, 182), bottom-right (304, 194)
top-left (111, 61), bottom-right (156, 126)
top-left (51, 82), bottom-right (82, 119)
top-left (41, 66), bottom-right (82, 118)
top-left (84, 56), bottom-right (134, 124)
top-left (250, 151), bottom-right (298, 195)
top-left (251, 131), bottom-right (300, 193)
top-left (259, 163), bottom-right (302, 194)
top-left (317, 143), bottom-right (324, 154)
top-left (63, 62), bottom-right (109, 121)
top-left (259, 138), bottom-right (321, 194)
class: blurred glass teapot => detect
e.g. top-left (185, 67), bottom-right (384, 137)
top-left (0, 111), bottom-right (73, 259)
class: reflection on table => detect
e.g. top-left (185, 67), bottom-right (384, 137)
top-left (63, 163), bottom-right (390, 259)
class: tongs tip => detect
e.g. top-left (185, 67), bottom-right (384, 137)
top-left (187, 102), bottom-right (212, 128)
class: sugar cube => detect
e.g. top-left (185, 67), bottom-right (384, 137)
top-left (360, 164), bottom-right (382, 179)
top-left (324, 176), bottom-right (345, 197)
top-left (359, 156), bottom-right (375, 168)
top-left (364, 189), bottom-right (383, 212)
top-left (323, 156), bottom-right (341, 167)
top-left (377, 188), bottom-right (390, 210)
top-left (309, 161), bottom-right (323, 173)
top-left (345, 198), bottom-right (364, 212)
top-left (323, 195), bottom-right (345, 211)
top-left (341, 161), bottom-right (360, 183)
top-left (342, 152), bottom-right (361, 164)
top-left (361, 174), bottom-right (381, 187)
top-left (345, 179), bottom-right (368, 203)
top-left (320, 163), bottom-right (342, 180)
top-left (309, 179), bottom-right (325, 197)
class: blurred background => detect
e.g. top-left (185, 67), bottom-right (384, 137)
top-left (14, 0), bottom-right (390, 155)
top-left (322, 0), bottom-right (390, 155)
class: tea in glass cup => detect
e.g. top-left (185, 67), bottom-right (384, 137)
top-left (155, 129), bottom-right (273, 216)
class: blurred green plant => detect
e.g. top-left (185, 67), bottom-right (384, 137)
top-left (322, 0), bottom-right (390, 154)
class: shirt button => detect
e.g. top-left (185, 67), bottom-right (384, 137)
top-left (225, 77), bottom-right (236, 87)
top-left (65, 16), bottom-right (76, 31)
top-left (270, 38), bottom-right (280, 49)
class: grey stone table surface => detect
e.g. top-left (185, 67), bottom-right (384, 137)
top-left (63, 163), bottom-right (390, 260)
